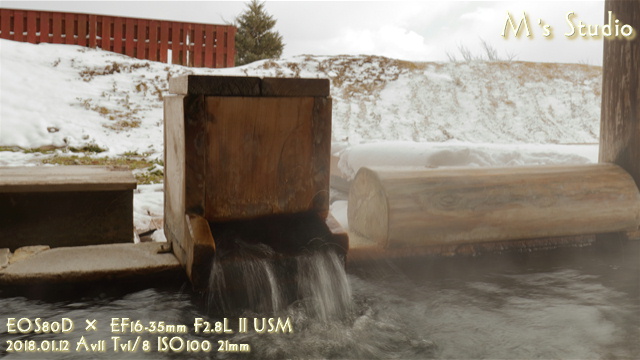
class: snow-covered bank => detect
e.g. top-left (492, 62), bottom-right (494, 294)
top-left (336, 141), bottom-right (597, 181)
top-left (1, 39), bottom-right (602, 155)
top-left (0, 39), bottom-right (603, 235)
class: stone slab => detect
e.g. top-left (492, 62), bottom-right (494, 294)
top-left (0, 242), bottom-right (181, 285)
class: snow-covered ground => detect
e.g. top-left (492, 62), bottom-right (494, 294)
top-left (0, 39), bottom-right (602, 237)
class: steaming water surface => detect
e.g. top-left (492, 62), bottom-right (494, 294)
top-left (1, 240), bottom-right (638, 359)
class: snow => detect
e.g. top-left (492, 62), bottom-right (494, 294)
top-left (337, 141), bottom-right (598, 180)
top-left (0, 39), bottom-right (604, 238)
top-left (132, 184), bottom-right (164, 233)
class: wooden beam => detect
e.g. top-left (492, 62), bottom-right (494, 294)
top-left (0, 166), bottom-right (136, 193)
top-left (600, 0), bottom-right (640, 187)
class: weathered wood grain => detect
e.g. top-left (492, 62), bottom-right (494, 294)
top-left (0, 190), bottom-right (133, 250)
top-left (0, 166), bottom-right (136, 250)
top-left (169, 75), bottom-right (261, 96)
top-left (164, 76), bottom-right (339, 287)
top-left (203, 96), bottom-right (329, 220)
top-left (185, 214), bottom-right (216, 289)
top-left (164, 95), bottom-right (188, 266)
top-left (0, 166), bottom-right (136, 193)
top-left (169, 75), bottom-right (330, 97)
top-left (600, 0), bottom-right (640, 188)
top-left (349, 164), bottom-right (640, 248)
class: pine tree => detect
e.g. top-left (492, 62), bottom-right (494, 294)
top-left (234, 0), bottom-right (284, 66)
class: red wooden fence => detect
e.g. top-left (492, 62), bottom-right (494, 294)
top-left (0, 8), bottom-right (236, 68)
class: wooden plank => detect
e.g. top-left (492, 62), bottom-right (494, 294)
top-left (88, 14), bottom-right (96, 47)
top-left (226, 26), bottom-right (236, 67)
top-left (203, 96), bottom-right (318, 221)
top-left (310, 96), bottom-right (332, 218)
top-left (214, 25), bottom-right (224, 68)
top-left (0, 243), bottom-right (181, 286)
top-left (148, 20), bottom-right (158, 61)
top-left (0, 166), bottom-right (137, 193)
top-left (113, 17), bottom-right (122, 54)
top-left (39, 11), bottom-right (51, 43)
top-left (1, 9), bottom-right (13, 40)
top-left (101, 16), bottom-right (112, 50)
top-left (183, 95), bottom-right (207, 215)
top-left (184, 214), bottom-right (216, 289)
top-left (125, 18), bottom-right (135, 57)
top-left (204, 24), bottom-right (214, 67)
top-left (600, 0), bottom-right (640, 188)
top-left (14, 10), bottom-right (24, 42)
top-left (160, 21), bottom-right (169, 63)
top-left (348, 164), bottom-right (640, 249)
top-left (183, 24), bottom-right (191, 66)
top-left (193, 23), bottom-right (203, 67)
top-left (26, 10), bottom-right (37, 43)
top-left (169, 75), bottom-right (261, 96)
top-left (169, 75), bottom-right (328, 97)
top-left (171, 22), bottom-right (181, 65)
top-left (163, 95), bottom-right (188, 266)
top-left (77, 13), bottom-right (87, 46)
top-left (136, 18), bottom-right (146, 59)
top-left (262, 78), bottom-right (330, 97)
top-left (64, 12), bottom-right (74, 44)
top-left (0, 190), bottom-right (133, 251)
top-left (52, 12), bottom-right (62, 43)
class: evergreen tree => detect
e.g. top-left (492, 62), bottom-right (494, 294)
top-left (234, 0), bottom-right (284, 66)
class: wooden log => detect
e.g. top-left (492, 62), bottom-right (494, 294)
top-left (348, 164), bottom-right (640, 249)
top-left (600, 0), bottom-right (640, 188)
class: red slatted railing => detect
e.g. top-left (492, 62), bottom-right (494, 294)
top-left (0, 8), bottom-right (236, 68)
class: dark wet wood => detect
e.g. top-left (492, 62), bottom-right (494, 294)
top-left (0, 166), bottom-right (136, 250)
top-left (600, 0), bottom-right (640, 188)
top-left (0, 190), bottom-right (133, 251)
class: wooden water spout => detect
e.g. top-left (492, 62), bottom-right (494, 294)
top-left (164, 75), bottom-right (348, 289)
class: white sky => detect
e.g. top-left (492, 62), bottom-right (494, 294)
top-left (1, 1), bottom-right (607, 65)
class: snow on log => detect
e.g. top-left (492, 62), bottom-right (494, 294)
top-left (348, 164), bottom-right (640, 249)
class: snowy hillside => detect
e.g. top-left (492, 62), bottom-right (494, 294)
top-left (1, 40), bottom-right (601, 152)
top-left (0, 39), bottom-right (602, 234)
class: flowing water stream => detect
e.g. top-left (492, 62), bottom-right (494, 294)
top-left (0, 238), bottom-right (638, 359)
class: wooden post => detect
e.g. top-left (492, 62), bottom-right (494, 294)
top-left (600, 0), bottom-right (640, 188)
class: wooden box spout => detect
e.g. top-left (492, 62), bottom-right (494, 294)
top-left (163, 75), bottom-right (347, 289)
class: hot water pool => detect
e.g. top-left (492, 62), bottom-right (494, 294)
top-left (0, 238), bottom-right (638, 359)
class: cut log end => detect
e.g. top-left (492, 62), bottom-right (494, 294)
top-left (348, 167), bottom-right (389, 248)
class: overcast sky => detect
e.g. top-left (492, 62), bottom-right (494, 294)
top-left (2, 1), bottom-right (607, 65)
